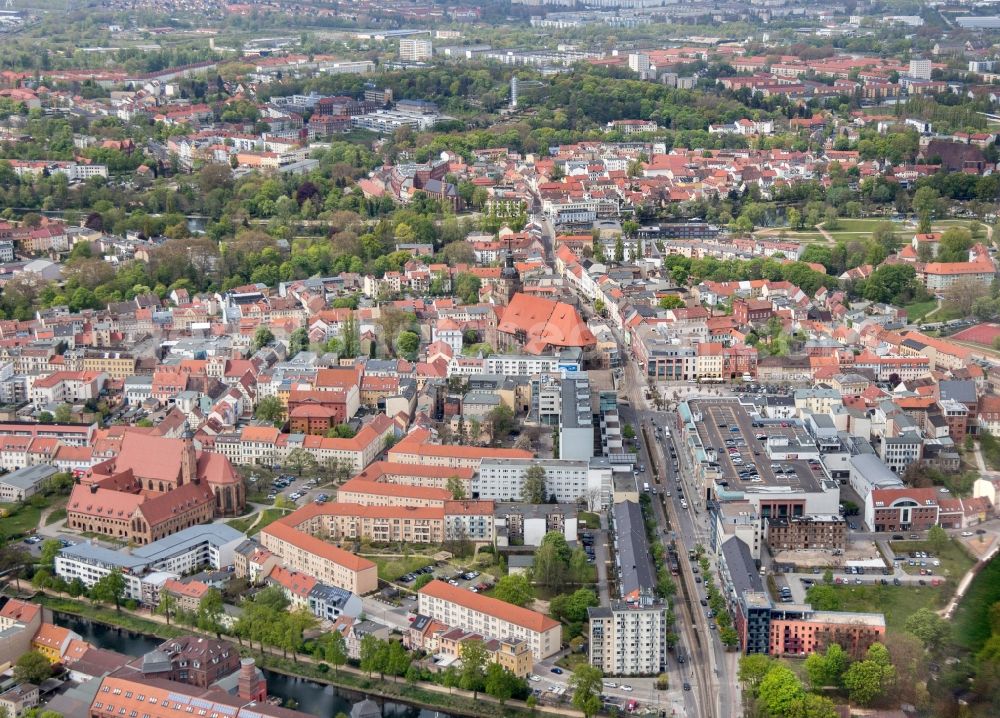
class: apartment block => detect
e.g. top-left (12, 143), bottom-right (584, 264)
top-left (417, 580), bottom-right (561, 661)
top-left (259, 520), bottom-right (378, 594)
top-left (588, 601), bottom-right (668, 676)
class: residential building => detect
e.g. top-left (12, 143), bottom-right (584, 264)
top-left (399, 38), bottom-right (433, 62)
top-left (260, 510), bottom-right (378, 594)
top-left (588, 601), bottom-right (668, 676)
top-left (475, 458), bottom-right (612, 509)
top-left (417, 579), bottom-right (561, 661)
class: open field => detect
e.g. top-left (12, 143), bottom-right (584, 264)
top-left (821, 583), bottom-right (950, 634)
top-left (226, 508), bottom-right (289, 535)
top-left (903, 299), bottom-right (939, 322)
top-left (952, 556), bottom-right (1000, 652)
top-left (0, 503), bottom-right (42, 539)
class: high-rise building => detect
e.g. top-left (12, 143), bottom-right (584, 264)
top-left (510, 75), bottom-right (519, 108)
top-left (628, 53), bottom-right (650, 75)
top-left (909, 57), bottom-right (932, 80)
top-left (588, 601), bottom-right (668, 676)
top-left (399, 38), bottom-right (433, 62)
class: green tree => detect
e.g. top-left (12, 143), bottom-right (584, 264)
top-left (446, 475), bottom-right (467, 500)
top-left (937, 227), bottom-right (974, 263)
top-left (359, 635), bottom-right (387, 677)
top-left (550, 588), bottom-right (599, 623)
top-left (521, 465), bottom-right (546, 504)
top-left (283, 447), bottom-right (319, 476)
top-left (91, 569), bottom-right (126, 612)
top-left (614, 235), bottom-right (624, 263)
top-left (324, 631), bottom-right (348, 674)
top-left (253, 326), bottom-right (275, 352)
top-left (719, 625), bottom-right (739, 649)
top-left (805, 584), bottom-right (841, 611)
top-left (459, 639), bottom-right (489, 698)
top-left (757, 664), bottom-right (805, 716)
top-left (570, 665), bottom-right (603, 718)
top-left (862, 264), bottom-right (917, 304)
top-left (254, 396), bottom-right (286, 425)
top-left (13, 650), bottom-right (53, 685)
top-left (197, 588), bottom-right (225, 637)
top-left (395, 330), bottom-right (420, 360)
top-left (39, 539), bottom-right (61, 568)
top-left (658, 295), bottom-right (684, 309)
top-left (843, 642), bottom-right (895, 705)
top-left (805, 643), bottom-right (848, 688)
top-left (738, 653), bottom-right (774, 695)
top-left (288, 327), bottom-right (309, 357)
top-left (54, 404), bottom-right (72, 423)
top-left (927, 524), bottom-right (949, 554)
top-left (485, 404), bottom-right (515, 440)
top-left (485, 663), bottom-right (520, 705)
top-left (37, 411), bottom-right (54, 424)
top-left (493, 574), bottom-right (534, 606)
top-left (414, 574), bottom-right (434, 591)
top-left (157, 591), bottom-right (176, 625)
top-left (913, 186), bottom-right (940, 234)
top-left (905, 608), bottom-right (950, 654)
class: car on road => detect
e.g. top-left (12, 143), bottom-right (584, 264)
top-left (683, 683), bottom-right (691, 691)
top-left (620, 685), bottom-right (632, 692)
top-left (602, 682), bottom-right (617, 689)
top-left (961, 531), bottom-right (974, 537)
top-left (550, 667), bottom-right (563, 675)
top-left (529, 675), bottom-right (541, 682)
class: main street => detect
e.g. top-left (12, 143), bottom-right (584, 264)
top-left (536, 213), bottom-right (737, 716)
top-left (618, 353), bottom-right (741, 718)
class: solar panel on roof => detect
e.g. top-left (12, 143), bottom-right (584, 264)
top-left (168, 693), bottom-right (191, 705)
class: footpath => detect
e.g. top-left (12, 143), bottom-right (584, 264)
top-left (29, 588), bottom-right (586, 718)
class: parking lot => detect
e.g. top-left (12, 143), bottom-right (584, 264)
top-left (692, 399), bottom-right (824, 491)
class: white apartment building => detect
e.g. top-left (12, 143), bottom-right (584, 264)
top-left (54, 524), bottom-right (243, 600)
top-left (399, 38), bottom-right (433, 62)
top-left (588, 602), bottom-right (668, 676)
top-left (475, 458), bottom-right (612, 509)
top-left (418, 579), bottom-right (561, 661)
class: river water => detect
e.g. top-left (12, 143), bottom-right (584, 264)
top-left (52, 612), bottom-right (450, 718)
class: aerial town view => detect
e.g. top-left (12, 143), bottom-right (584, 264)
top-left (3, 1), bottom-right (1000, 718)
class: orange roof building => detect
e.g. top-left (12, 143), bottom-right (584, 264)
top-left (418, 579), bottom-right (561, 661)
top-left (496, 293), bottom-right (596, 355)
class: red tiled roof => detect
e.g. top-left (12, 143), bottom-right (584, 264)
top-left (419, 579), bottom-right (559, 633)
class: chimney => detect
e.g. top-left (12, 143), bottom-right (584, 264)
top-left (90, 484), bottom-right (97, 494)
top-left (238, 658), bottom-right (266, 703)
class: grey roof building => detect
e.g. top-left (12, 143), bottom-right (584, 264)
top-left (611, 500), bottom-right (656, 603)
top-left (0, 464), bottom-right (59, 502)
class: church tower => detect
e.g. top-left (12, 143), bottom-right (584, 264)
top-left (499, 236), bottom-right (522, 305)
top-left (179, 421), bottom-right (198, 487)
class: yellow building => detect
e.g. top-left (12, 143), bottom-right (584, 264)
top-left (31, 623), bottom-right (80, 663)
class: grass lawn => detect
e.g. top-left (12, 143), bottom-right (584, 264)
top-left (825, 583), bottom-right (950, 634)
top-left (903, 299), bottom-right (939, 322)
top-left (889, 539), bottom-right (974, 581)
top-left (45, 508), bottom-right (67, 526)
top-left (0, 502), bottom-right (42, 538)
top-left (555, 652), bottom-right (589, 672)
top-left (368, 555), bottom-right (435, 582)
top-left (832, 218), bottom-right (903, 232)
top-left (226, 508), bottom-right (289, 535)
top-left (578, 511), bottom-right (600, 530)
top-left (952, 556), bottom-right (1000, 652)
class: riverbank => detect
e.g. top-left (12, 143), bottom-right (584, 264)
top-left (34, 592), bottom-right (582, 718)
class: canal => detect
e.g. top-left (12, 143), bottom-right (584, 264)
top-left (52, 612), bottom-right (450, 718)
